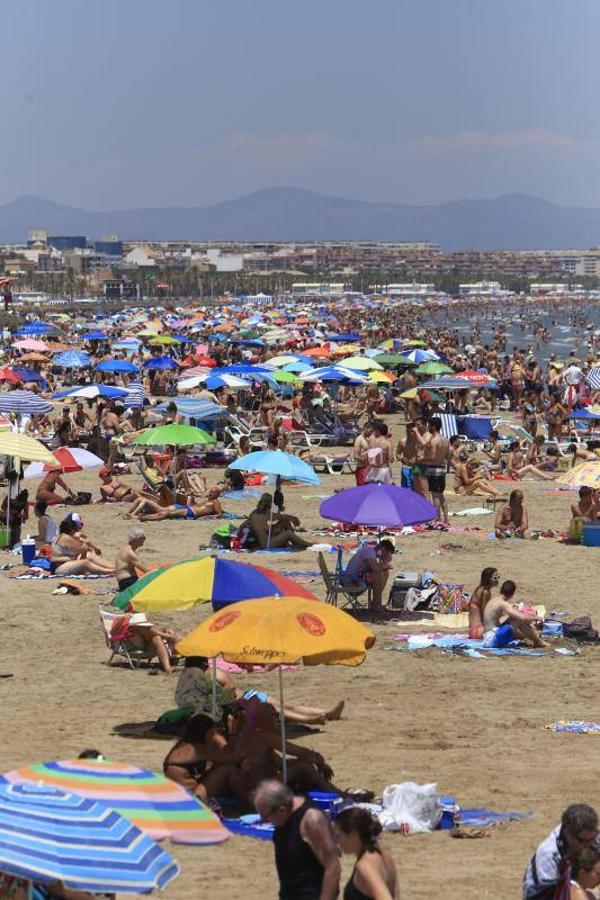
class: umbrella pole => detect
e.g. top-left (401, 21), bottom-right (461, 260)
top-left (279, 665), bottom-right (287, 784)
top-left (267, 494), bottom-right (274, 549)
top-left (211, 657), bottom-right (218, 720)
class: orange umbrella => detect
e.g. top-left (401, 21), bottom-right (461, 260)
top-left (19, 353), bottom-right (50, 363)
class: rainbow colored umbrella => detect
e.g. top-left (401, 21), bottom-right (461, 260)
top-left (2, 758), bottom-right (229, 846)
top-left (112, 556), bottom-right (318, 613)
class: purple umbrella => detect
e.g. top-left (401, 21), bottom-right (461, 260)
top-left (319, 483), bottom-right (436, 528)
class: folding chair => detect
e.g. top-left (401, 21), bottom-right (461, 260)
top-left (99, 606), bottom-right (154, 669)
top-left (317, 552), bottom-right (369, 609)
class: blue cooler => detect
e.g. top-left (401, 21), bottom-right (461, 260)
top-left (308, 792), bottom-right (343, 818)
top-left (21, 537), bottom-right (36, 566)
top-left (438, 795), bottom-right (459, 829)
top-left (583, 524), bottom-right (600, 547)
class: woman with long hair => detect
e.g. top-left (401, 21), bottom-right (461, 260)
top-left (468, 567), bottom-right (499, 640)
top-left (333, 807), bottom-right (400, 899)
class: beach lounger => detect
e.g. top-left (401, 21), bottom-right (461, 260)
top-left (99, 607), bottom-right (154, 670)
top-left (318, 552), bottom-right (368, 609)
top-left (310, 455), bottom-right (356, 476)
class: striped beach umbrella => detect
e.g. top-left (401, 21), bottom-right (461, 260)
top-left (23, 447), bottom-right (104, 479)
top-left (0, 781), bottom-right (179, 893)
top-left (0, 433), bottom-right (57, 464)
top-left (0, 390), bottom-right (53, 415)
top-left (54, 384), bottom-right (128, 401)
top-left (558, 461), bottom-right (600, 488)
top-left (112, 556), bottom-right (318, 613)
top-left (3, 759), bottom-right (230, 846)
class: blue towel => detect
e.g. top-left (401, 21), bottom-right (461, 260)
top-left (221, 488), bottom-right (263, 500)
top-left (223, 816), bottom-right (274, 841)
top-left (458, 807), bottom-right (532, 827)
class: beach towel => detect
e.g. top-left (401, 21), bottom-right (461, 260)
top-left (221, 488), bottom-right (262, 501)
top-left (457, 808), bottom-right (532, 828)
top-left (10, 569), bottom-right (114, 580)
top-left (223, 815), bottom-right (274, 841)
top-left (547, 721), bottom-right (600, 734)
top-left (388, 635), bottom-right (577, 657)
top-left (451, 507), bottom-right (492, 517)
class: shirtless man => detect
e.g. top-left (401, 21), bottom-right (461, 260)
top-left (352, 422), bottom-right (372, 486)
top-left (115, 527), bottom-right (150, 592)
top-left (482, 579), bottom-right (549, 649)
top-left (423, 416), bottom-right (449, 522)
top-left (132, 488), bottom-right (223, 521)
top-left (403, 420), bottom-right (429, 497)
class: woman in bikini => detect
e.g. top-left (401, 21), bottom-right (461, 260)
top-left (468, 567), bottom-right (499, 640)
top-left (494, 489), bottom-right (529, 539)
top-left (50, 515), bottom-right (115, 576)
top-left (36, 470), bottom-right (76, 506)
top-left (334, 807), bottom-right (400, 900)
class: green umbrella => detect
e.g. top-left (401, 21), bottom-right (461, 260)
top-left (130, 424), bottom-right (216, 447)
top-left (414, 361), bottom-right (454, 375)
top-left (271, 370), bottom-right (302, 384)
top-left (374, 353), bottom-right (414, 368)
top-left (148, 335), bottom-right (181, 346)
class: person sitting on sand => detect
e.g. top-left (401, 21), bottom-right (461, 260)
top-left (163, 713), bottom-right (251, 805)
top-left (50, 514), bottom-right (115, 577)
top-left (334, 807), bottom-right (401, 900)
top-left (468, 567), bottom-right (499, 640)
top-left (244, 493), bottom-right (312, 550)
top-left (452, 454), bottom-right (503, 497)
top-left (495, 489), bottom-right (529, 539)
top-left (110, 611), bottom-right (179, 674)
top-left (523, 803), bottom-right (599, 899)
top-left (507, 441), bottom-right (558, 481)
top-left (115, 527), bottom-right (150, 592)
top-left (128, 487), bottom-right (223, 521)
top-left (176, 656), bottom-right (345, 726)
top-left (568, 486), bottom-right (600, 543)
top-left (482, 578), bottom-right (548, 649)
top-left (33, 499), bottom-right (58, 548)
top-left (36, 469), bottom-right (76, 506)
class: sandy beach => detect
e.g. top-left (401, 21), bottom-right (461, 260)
top-left (2, 438), bottom-right (599, 899)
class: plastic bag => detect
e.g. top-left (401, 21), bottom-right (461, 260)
top-left (381, 782), bottom-right (442, 834)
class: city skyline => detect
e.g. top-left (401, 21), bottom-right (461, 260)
top-left (4, 0), bottom-right (600, 210)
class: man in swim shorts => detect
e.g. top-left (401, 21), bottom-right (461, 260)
top-left (482, 579), bottom-right (549, 649)
top-left (115, 527), bottom-right (149, 592)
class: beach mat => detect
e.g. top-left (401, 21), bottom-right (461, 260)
top-left (221, 488), bottom-right (262, 501)
top-left (457, 808), bottom-right (532, 828)
top-left (223, 815), bottom-right (274, 841)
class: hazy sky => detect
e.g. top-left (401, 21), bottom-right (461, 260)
top-left (4, 0), bottom-right (600, 209)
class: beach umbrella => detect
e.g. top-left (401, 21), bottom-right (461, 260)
top-left (23, 447), bottom-right (104, 479)
top-left (282, 360), bottom-right (313, 374)
top-left (371, 353), bottom-right (412, 368)
top-left (369, 371), bottom-right (396, 383)
top-left (143, 356), bottom-right (179, 371)
top-left (96, 358), bottom-right (140, 374)
top-left (176, 597), bottom-right (375, 781)
top-left (568, 407), bottom-right (600, 420)
top-left (265, 355), bottom-right (302, 367)
top-left (558, 461), bottom-right (600, 487)
top-left (12, 339), bottom-right (50, 352)
top-left (0, 368), bottom-right (22, 385)
top-left (454, 370), bottom-right (495, 385)
top-left (178, 373), bottom-right (249, 392)
top-left (130, 423), bottom-right (216, 447)
top-left (414, 361), bottom-right (454, 375)
top-left (148, 336), bottom-right (180, 346)
top-left (154, 399), bottom-right (227, 421)
top-left (298, 365), bottom-right (367, 384)
top-left (320, 483), bottom-right (436, 528)
top-left (339, 356), bottom-right (383, 372)
top-left (112, 556), bottom-right (318, 613)
top-left (15, 322), bottom-right (55, 337)
top-left (0, 391), bottom-right (52, 416)
top-left (53, 384), bottom-right (128, 401)
top-left (0, 433), bottom-right (57, 464)
top-left (81, 331), bottom-right (108, 341)
top-left (228, 449), bottom-right (319, 484)
top-left (400, 387), bottom-right (444, 402)
top-left (17, 353), bottom-right (50, 364)
top-left (3, 759), bottom-right (228, 846)
top-left (0, 781), bottom-right (179, 892)
top-left (400, 348), bottom-right (440, 363)
top-left (53, 350), bottom-right (91, 369)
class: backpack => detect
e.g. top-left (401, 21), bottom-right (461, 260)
top-left (563, 616), bottom-right (600, 643)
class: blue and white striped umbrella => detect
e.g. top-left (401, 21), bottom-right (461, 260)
top-left (0, 782), bottom-right (179, 894)
top-left (121, 381), bottom-right (146, 409)
top-left (53, 351), bottom-right (91, 369)
top-left (155, 398), bottom-right (228, 421)
top-left (0, 391), bottom-right (53, 415)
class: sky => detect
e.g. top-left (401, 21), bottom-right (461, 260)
top-left (3, 0), bottom-right (600, 209)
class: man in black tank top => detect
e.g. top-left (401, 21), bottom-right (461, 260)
top-left (255, 780), bottom-right (340, 900)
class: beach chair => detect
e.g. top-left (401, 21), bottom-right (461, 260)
top-left (317, 552), bottom-right (368, 609)
top-left (99, 607), bottom-right (154, 669)
top-left (310, 454), bottom-right (356, 476)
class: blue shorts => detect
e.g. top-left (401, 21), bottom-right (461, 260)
top-left (488, 622), bottom-right (515, 648)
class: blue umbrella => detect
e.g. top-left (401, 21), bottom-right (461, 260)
top-left (326, 332), bottom-right (361, 342)
top-left (0, 390), bottom-right (52, 415)
top-left (0, 781), bottom-right (179, 894)
top-left (121, 381), bottom-right (146, 409)
top-left (228, 450), bottom-right (320, 485)
top-left (96, 359), bottom-right (140, 374)
top-left (400, 349), bottom-right (440, 363)
top-left (10, 368), bottom-right (48, 388)
top-left (144, 357), bottom-right (179, 371)
top-left (82, 331), bottom-right (108, 341)
top-left (53, 350), bottom-right (91, 369)
top-left (155, 399), bottom-right (228, 421)
top-left (569, 407), bottom-right (600, 419)
top-left (299, 365), bottom-right (368, 384)
top-left (53, 384), bottom-right (128, 401)
top-left (14, 322), bottom-right (55, 337)
top-left (282, 360), bottom-right (313, 374)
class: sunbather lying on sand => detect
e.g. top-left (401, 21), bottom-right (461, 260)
top-left (128, 488), bottom-right (223, 521)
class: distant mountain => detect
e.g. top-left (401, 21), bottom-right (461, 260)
top-left (2, 187), bottom-right (600, 250)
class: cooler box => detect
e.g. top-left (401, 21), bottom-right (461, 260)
top-left (388, 572), bottom-right (422, 609)
top-left (583, 524), bottom-right (600, 547)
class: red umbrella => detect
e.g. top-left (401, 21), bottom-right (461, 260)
top-left (196, 356), bottom-right (216, 368)
top-left (0, 368), bottom-right (22, 384)
top-left (455, 370), bottom-right (493, 384)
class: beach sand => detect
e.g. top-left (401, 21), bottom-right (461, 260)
top-left (2, 455), bottom-right (599, 898)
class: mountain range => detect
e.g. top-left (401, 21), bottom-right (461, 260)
top-left (1, 188), bottom-right (600, 250)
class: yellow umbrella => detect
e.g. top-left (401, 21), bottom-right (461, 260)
top-left (177, 596), bottom-right (375, 781)
top-left (340, 356), bottom-right (383, 372)
top-left (369, 371), bottom-right (395, 383)
top-left (0, 432), bottom-right (57, 464)
top-left (558, 461), bottom-right (600, 488)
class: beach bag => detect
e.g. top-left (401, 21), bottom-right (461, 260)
top-left (563, 616), bottom-right (600, 643)
top-left (71, 491), bottom-right (92, 505)
top-left (209, 523), bottom-right (236, 549)
top-left (436, 583), bottom-right (470, 614)
top-left (381, 782), bottom-right (442, 834)
top-left (154, 706), bottom-right (192, 736)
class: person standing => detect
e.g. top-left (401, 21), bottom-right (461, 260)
top-left (334, 806), bottom-right (400, 899)
top-left (353, 422), bottom-right (372, 486)
top-left (423, 416), bottom-right (449, 523)
top-left (254, 780), bottom-right (340, 900)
